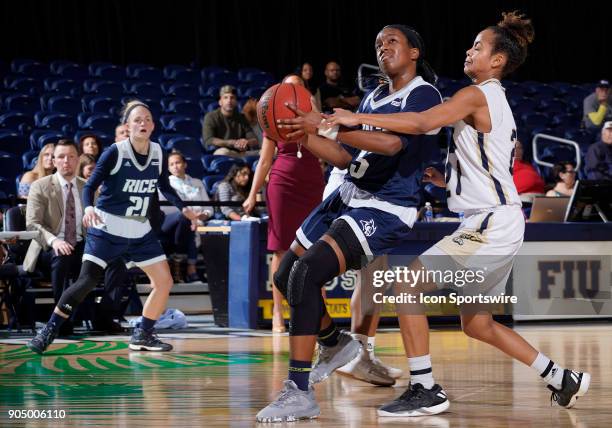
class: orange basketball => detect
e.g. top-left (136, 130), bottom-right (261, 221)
top-left (256, 83), bottom-right (312, 142)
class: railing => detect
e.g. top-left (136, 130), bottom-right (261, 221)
top-left (532, 133), bottom-right (582, 171)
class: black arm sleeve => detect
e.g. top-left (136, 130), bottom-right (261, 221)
top-left (157, 150), bottom-right (185, 210)
top-left (83, 146), bottom-right (118, 208)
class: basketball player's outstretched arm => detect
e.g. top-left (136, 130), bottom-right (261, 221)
top-left (279, 103), bottom-right (405, 156)
top-left (328, 86), bottom-right (487, 134)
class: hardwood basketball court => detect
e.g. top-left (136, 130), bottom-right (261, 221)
top-left (1, 322), bottom-right (610, 426)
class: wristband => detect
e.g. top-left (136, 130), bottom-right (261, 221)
top-left (317, 119), bottom-right (339, 141)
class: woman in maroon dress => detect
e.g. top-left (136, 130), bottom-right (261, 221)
top-left (243, 74), bottom-right (324, 332)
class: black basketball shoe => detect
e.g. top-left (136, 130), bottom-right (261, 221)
top-left (548, 369), bottom-right (590, 408)
top-left (27, 324), bottom-right (58, 355)
top-left (129, 327), bottom-right (173, 352)
top-left (378, 383), bottom-right (450, 417)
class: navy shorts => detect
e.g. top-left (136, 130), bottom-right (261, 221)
top-left (83, 228), bottom-right (167, 269)
top-left (296, 188), bottom-right (417, 260)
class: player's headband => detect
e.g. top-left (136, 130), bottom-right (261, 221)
top-left (122, 102), bottom-right (151, 124)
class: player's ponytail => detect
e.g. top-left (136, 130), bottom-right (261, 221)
top-left (383, 25), bottom-right (438, 85)
top-left (489, 11), bottom-right (535, 76)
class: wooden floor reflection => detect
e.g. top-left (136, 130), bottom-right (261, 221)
top-left (0, 324), bottom-right (610, 427)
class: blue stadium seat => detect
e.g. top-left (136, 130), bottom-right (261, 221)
top-left (208, 70), bottom-right (239, 86)
top-left (206, 101), bottom-right (219, 112)
top-left (157, 133), bottom-right (184, 149)
top-left (22, 150), bottom-right (39, 170)
top-left (171, 69), bottom-right (200, 84)
top-left (167, 136), bottom-right (202, 159)
top-left (201, 83), bottom-right (225, 98)
top-left (83, 96), bottom-right (119, 115)
top-left (126, 64), bottom-right (156, 79)
top-left (198, 98), bottom-right (216, 113)
top-left (29, 130), bottom-right (63, 150)
top-left (44, 78), bottom-right (82, 95)
top-left (10, 59), bottom-right (39, 73)
top-left (133, 67), bottom-right (163, 82)
top-left (209, 158), bottom-right (240, 176)
top-left (167, 117), bottom-right (201, 137)
top-left (244, 155), bottom-right (260, 169)
top-left (165, 99), bottom-right (200, 116)
top-left (59, 64), bottom-right (89, 79)
top-left (243, 86), bottom-right (267, 99)
top-left (163, 83), bottom-right (198, 99)
top-left (163, 65), bottom-right (189, 80)
top-left (49, 60), bottom-right (78, 75)
top-left (0, 131), bottom-right (28, 156)
top-left (48, 95), bottom-right (81, 114)
top-left (201, 154), bottom-right (232, 171)
top-left (201, 66), bottom-right (229, 82)
top-left (91, 64), bottom-right (126, 81)
top-left (0, 152), bottom-right (20, 180)
top-left (37, 113), bottom-right (75, 133)
top-left (125, 82), bottom-right (163, 99)
top-left (4, 94), bottom-right (39, 114)
top-left (202, 174), bottom-right (225, 196)
top-left (244, 71), bottom-right (275, 86)
top-left (86, 80), bottom-right (125, 98)
top-left (0, 111), bottom-right (33, 130)
top-left (7, 77), bottom-right (43, 94)
top-left (0, 177), bottom-right (16, 197)
top-left (238, 68), bottom-right (264, 82)
top-left (17, 62), bottom-right (49, 79)
top-left (78, 113), bottom-right (115, 134)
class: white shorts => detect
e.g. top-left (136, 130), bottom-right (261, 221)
top-left (420, 205), bottom-right (524, 296)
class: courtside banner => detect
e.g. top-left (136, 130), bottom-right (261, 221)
top-left (356, 254), bottom-right (612, 318)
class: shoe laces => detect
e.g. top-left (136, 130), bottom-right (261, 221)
top-left (547, 384), bottom-right (560, 406)
top-left (272, 382), bottom-right (299, 407)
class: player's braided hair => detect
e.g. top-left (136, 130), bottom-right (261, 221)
top-left (382, 24), bottom-right (437, 85)
top-left (489, 11), bottom-right (535, 76)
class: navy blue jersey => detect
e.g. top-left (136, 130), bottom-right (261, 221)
top-left (84, 140), bottom-right (184, 218)
top-left (342, 76), bottom-right (442, 207)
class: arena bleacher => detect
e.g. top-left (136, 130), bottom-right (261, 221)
top-left (0, 58), bottom-right (600, 205)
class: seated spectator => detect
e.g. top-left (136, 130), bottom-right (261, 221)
top-left (115, 124), bottom-right (129, 142)
top-left (546, 161), bottom-right (576, 197)
top-left (300, 62), bottom-right (316, 93)
top-left (79, 135), bottom-right (102, 160)
top-left (241, 98), bottom-right (263, 144)
top-left (159, 150), bottom-right (214, 283)
top-left (202, 85), bottom-right (259, 158)
top-left (77, 154), bottom-right (96, 180)
top-left (585, 121), bottom-right (612, 180)
top-left (583, 79), bottom-right (612, 130)
top-left (19, 143), bottom-right (55, 198)
top-left (217, 164), bottom-right (258, 221)
top-left (315, 61), bottom-right (361, 113)
top-left (512, 140), bottom-right (545, 198)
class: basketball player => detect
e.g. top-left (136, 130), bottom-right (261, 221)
top-left (327, 12), bottom-right (590, 416)
top-left (321, 167), bottom-right (403, 386)
top-left (256, 25), bottom-right (442, 422)
top-left (28, 100), bottom-right (199, 354)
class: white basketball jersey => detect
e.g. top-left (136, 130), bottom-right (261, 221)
top-left (445, 79), bottom-right (521, 212)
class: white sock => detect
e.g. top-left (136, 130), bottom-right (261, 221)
top-left (408, 354), bottom-right (435, 389)
top-left (367, 336), bottom-right (376, 357)
top-left (351, 333), bottom-right (368, 348)
top-left (530, 352), bottom-right (564, 390)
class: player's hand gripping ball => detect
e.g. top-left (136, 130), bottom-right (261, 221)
top-left (257, 83), bottom-right (312, 142)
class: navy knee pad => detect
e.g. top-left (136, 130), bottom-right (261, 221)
top-left (272, 250), bottom-right (299, 298)
top-left (57, 261), bottom-right (104, 315)
top-left (288, 240), bottom-right (339, 336)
